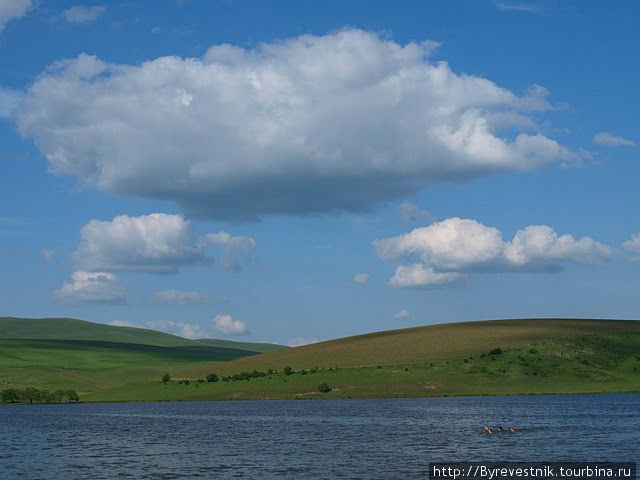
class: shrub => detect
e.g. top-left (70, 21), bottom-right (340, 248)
top-left (489, 347), bottom-right (503, 355)
top-left (66, 390), bottom-right (80, 403)
top-left (318, 383), bottom-right (332, 393)
top-left (1, 388), bottom-right (20, 403)
top-left (283, 366), bottom-right (294, 376)
top-left (206, 373), bottom-right (219, 383)
top-left (161, 373), bottom-right (171, 384)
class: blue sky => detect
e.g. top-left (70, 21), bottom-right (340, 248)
top-left (0, 0), bottom-right (638, 346)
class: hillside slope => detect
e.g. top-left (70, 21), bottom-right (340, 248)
top-left (0, 317), bottom-right (285, 352)
top-left (189, 318), bottom-right (640, 375)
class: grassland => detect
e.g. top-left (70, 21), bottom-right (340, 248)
top-left (0, 317), bottom-right (285, 398)
top-left (1, 317), bottom-right (639, 402)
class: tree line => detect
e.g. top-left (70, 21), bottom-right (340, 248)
top-left (1, 387), bottom-right (80, 404)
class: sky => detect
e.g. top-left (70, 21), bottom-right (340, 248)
top-left (0, 0), bottom-right (638, 346)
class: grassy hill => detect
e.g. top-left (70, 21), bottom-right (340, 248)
top-left (0, 317), bottom-right (286, 352)
top-left (1, 317), bottom-right (639, 402)
top-left (191, 318), bottom-right (640, 374)
top-left (0, 317), bottom-right (285, 398)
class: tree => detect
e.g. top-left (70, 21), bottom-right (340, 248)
top-left (206, 373), bottom-right (219, 383)
top-left (161, 373), bottom-right (171, 385)
top-left (66, 390), bottom-right (80, 403)
top-left (318, 383), bottom-right (332, 393)
top-left (283, 366), bottom-right (294, 376)
top-left (1, 388), bottom-right (20, 403)
top-left (21, 387), bottom-right (40, 404)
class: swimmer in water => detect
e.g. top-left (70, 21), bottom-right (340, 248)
top-left (481, 426), bottom-right (493, 434)
top-left (496, 426), bottom-right (503, 432)
top-left (510, 426), bottom-right (516, 432)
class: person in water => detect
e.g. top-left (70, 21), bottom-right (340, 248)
top-left (481, 426), bottom-right (493, 433)
top-left (496, 426), bottom-right (503, 432)
top-left (510, 426), bottom-right (516, 432)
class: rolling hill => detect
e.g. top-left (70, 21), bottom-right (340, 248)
top-left (0, 317), bottom-right (286, 398)
top-left (189, 318), bottom-right (640, 374)
top-left (1, 317), bottom-right (639, 402)
top-left (0, 317), bottom-right (286, 352)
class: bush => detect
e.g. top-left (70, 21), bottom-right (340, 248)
top-left (283, 366), bottom-right (294, 376)
top-left (161, 373), bottom-right (171, 384)
top-left (1, 388), bottom-right (20, 403)
top-left (489, 347), bottom-right (503, 355)
top-left (206, 373), bottom-right (219, 383)
top-left (318, 383), bottom-right (332, 393)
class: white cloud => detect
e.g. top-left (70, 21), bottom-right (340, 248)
top-left (61, 5), bottom-right (105, 24)
top-left (41, 249), bottom-right (54, 262)
top-left (70, 213), bottom-right (256, 273)
top-left (53, 271), bottom-right (126, 304)
top-left (288, 337), bottom-right (319, 347)
top-left (399, 202), bottom-right (431, 223)
top-left (108, 318), bottom-right (208, 339)
top-left (0, 0), bottom-right (32, 31)
top-left (201, 231), bottom-right (256, 271)
top-left (72, 213), bottom-right (206, 273)
top-left (145, 319), bottom-right (206, 339)
top-left (0, 87), bottom-right (22, 117)
top-left (353, 273), bottom-right (370, 285)
top-left (212, 314), bottom-right (248, 335)
top-left (153, 289), bottom-right (210, 304)
top-left (393, 309), bottom-right (411, 320)
top-left (623, 234), bottom-right (640, 261)
top-left (17, 29), bottom-right (572, 220)
top-left (494, 1), bottom-right (540, 13)
top-left (593, 132), bottom-right (635, 147)
top-left (388, 264), bottom-right (463, 288)
top-left (107, 319), bottom-right (136, 327)
top-left (375, 217), bottom-right (612, 287)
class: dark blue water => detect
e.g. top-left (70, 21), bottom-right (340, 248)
top-left (0, 394), bottom-right (638, 479)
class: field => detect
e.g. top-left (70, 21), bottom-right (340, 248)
top-left (0, 317), bottom-right (285, 397)
top-left (1, 317), bottom-right (639, 402)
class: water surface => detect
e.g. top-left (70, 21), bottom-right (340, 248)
top-left (1, 394), bottom-right (637, 479)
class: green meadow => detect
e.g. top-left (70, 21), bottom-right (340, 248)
top-left (1, 317), bottom-right (639, 402)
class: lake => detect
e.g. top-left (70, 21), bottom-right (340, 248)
top-left (1, 393), bottom-right (638, 479)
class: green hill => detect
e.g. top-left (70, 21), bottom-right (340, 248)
top-left (0, 317), bottom-right (285, 352)
top-left (0, 317), bottom-right (284, 398)
top-left (197, 338), bottom-right (285, 353)
top-left (193, 318), bottom-right (640, 374)
top-left (1, 318), bottom-right (639, 403)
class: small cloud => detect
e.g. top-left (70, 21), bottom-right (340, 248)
top-left (353, 273), bottom-right (370, 285)
top-left (145, 319), bottom-right (206, 339)
top-left (61, 5), bottom-right (105, 24)
top-left (399, 201), bottom-right (431, 223)
top-left (153, 289), bottom-right (210, 304)
top-left (623, 234), bottom-right (640, 263)
top-left (288, 337), bottom-right (319, 347)
top-left (107, 319), bottom-right (136, 328)
top-left (494, 1), bottom-right (540, 12)
top-left (53, 271), bottom-right (126, 304)
top-left (393, 309), bottom-right (411, 320)
top-left (201, 231), bottom-right (257, 271)
top-left (0, 0), bottom-right (32, 32)
top-left (212, 314), bottom-right (248, 335)
top-left (593, 132), bottom-right (635, 147)
top-left (41, 249), bottom-right (54, 262)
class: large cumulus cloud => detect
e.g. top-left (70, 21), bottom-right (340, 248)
top-left (17, 29), bottom-right (571, 220)
top-left (374, 218), bottom-right (612, 288)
